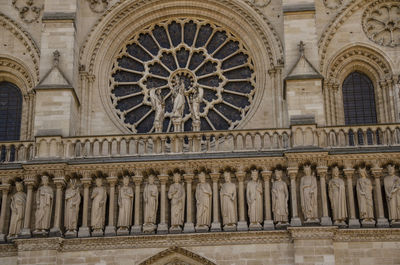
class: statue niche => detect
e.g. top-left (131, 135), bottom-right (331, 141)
top-left (384, 165), bottom-right (400, 227)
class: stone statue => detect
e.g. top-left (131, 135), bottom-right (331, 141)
top-left (117, 175), bottom-right (134, 230)
top-left (91, 177), bottom-right (107, 232)
top-left (150, 88), bottom-right (165, 133)
top-left (328, 166), bottom-right (347, 225)
top-left (171, 76), bottom-right (186, 119)
top-left (246, 169), bottom-right (263, 227)
top-left (220, 170), bottom-right (237, 229)
top-left (8, 181), bottom-right (26, 238)
top-left (300, 165), bottom-right (318, 222)
top-left (188, 85), bottom-right (204, 130)
top-left (195, 171), bottom-right (212, 230)
top-left (64, 178), bottom-right (81, 234)
top-left (271, 170), bottom-right (288, 225)
top-left (168, 172), bottom-right (185, 231)
top-left (143, 174), bottom-right (158, 230)
top-left (34, 175), bottom-right (54, 233)
top-left (356, 168), bottom-right (374, 222)
top-left (384, 165), bottom-right (400, 224)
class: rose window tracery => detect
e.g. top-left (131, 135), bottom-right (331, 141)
top-left (362, 2), bottom-right (400, 47)
top-left (110, 18), bottom-right (256, 133)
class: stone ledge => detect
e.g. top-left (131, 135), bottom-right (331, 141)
top-left (42, 12), bottom-right (76, 22)
top-left (283, 3), bottom-right (315, 13)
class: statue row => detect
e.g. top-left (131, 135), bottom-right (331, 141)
top-left (3, 165), bottom-right (400, 239)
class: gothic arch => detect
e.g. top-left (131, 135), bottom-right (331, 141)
top-left (78, 0), bottom-right (285, 134)
top-left (323, 44), bottom-right (396, 125)
top-left (138, 247), bottom-right (217, 265)
top-left (0, 56), bottom-right (36, 140)
top-left (0, 12), bottom-right (40, 83)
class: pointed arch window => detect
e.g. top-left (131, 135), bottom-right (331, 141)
top-left (0, 82), bottom-right (22, 141)
top-left (342, 72), bottom-right (377, 125)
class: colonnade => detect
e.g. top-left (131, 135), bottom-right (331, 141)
top-left (0, 163), bottom-right (399, 241)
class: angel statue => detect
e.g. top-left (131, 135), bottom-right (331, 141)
top-left (149, 88), bottom-right (165, 132)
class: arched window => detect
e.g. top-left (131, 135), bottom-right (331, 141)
top-left (342, 72), bottom-right (377, 125)
top-left (0, 82), bottom-right (22, 141)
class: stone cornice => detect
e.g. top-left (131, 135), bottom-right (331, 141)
top-left (0, 228), bottom-right (398, 255)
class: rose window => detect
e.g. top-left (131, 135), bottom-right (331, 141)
top-left (110, 18), bottom-right (256, 133)
top-left (362, 2), bottom-right (400, 47)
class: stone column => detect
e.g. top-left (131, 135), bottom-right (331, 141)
top-left (343, 168), bottom-right (360, 228)
top-left (19, 175), bottom-right (36, 238)
top-left (371, 167), bottom-right (389, 228)
top-left (50, 173), bottom-right (66, 237)
top-left (317, 167), bottom-right (332, 226)
top-left (184, 172), bottom-right (195, 233)
top-left (288, 167), bottom-right (301, 226)
top-left (105, 173), bottom-right (118, 236)
top-left (261, 170), bottom-right (274, 230)
top-left (236, 171), bottom-right (248, 231)
top-left (157, 174), bottom-right (169, 234)
top-left (210, 171), bottom-right (221, 232)
top-left (131, 175), bottom-right (142, 234)
top-left (78, 172), bottom-right (92, 237)
top-left (0, 183), bottom-right (11, 242)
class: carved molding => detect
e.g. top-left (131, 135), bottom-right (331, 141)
top-left (288, 227), bottom-right (337, 240)
top-left (0, 57), bottom-right (35, 91)
top-left (87, 0), bottom-right (109, 13)
top-left (138, 247), bottom-right (217, 265)
top-left (79, 0), bottom-right (284, 75)
top-left (1, 229), bottom-right (399, 256)
top-left (362, 0), bottom-right (400, 47)
top-left (12, 0), bottom-right (44, 23)
top-left (249, 0), bottom-right (271, 8)
top-left (0, 12), bottom-right (40, 82)
top-left (322, 0), bottom-right (343, 10)
top-left (319, 0), bottom-right (374, 69)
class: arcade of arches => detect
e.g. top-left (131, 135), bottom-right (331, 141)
top-left (0, 0), bottom-right (400, 265)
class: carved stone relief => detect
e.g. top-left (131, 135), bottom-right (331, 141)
top-left (249, 0), bottom-right (271, 8)
top-left (87, 0), bottom-right (109, 13)
top-left (362, 1), bottom-right (400, 47)
top-left (12, 0), bottom-right (43, 23)
top-left (322, 0), bottom-right (343, 10)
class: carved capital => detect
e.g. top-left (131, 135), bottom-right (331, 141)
top-left (52, 177), bottom-right (66, 188)
top-left (132, 176), bottom-right (143, 185)
top-left (317, 166), bottom-right (328, 179)
top-left (158, 175), bottom-right (169, 184)
top-left (106, 176), bottom-right (118, 186)
top-left (236, 171), bottom-right (246, 182)
top-left (81, 177), bottom-right (92, 188)
top-left (184, 174), bottom-right (194, 183)
top-left (261, 170), bottom-right (272, 181)
top-left (371, 167), bottom-right (383, 179)
top-left (287, 167), bottom-right (298, 180)
top-left (0, 184), bottom-right (11, 193)
top-left (23, 174), bottom-right (37, 186)
top-left (209, 173), bottom-right (220, 182)
top-left (343, 168), bottom-right (355, 179)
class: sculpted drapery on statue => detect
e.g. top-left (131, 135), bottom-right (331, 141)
top-left (8, 181), bottom-right (26, 238)
top-left (168, 172), bottom-right (185, 231)
top-left (384, 165), bottom-right (400, 223)
top-left (171, 76), bottom-right (186, 120)
top-left (149, 88), bottom-right (165, 133)
top-left (271, 170), bottom-right (288, 224)
top-left (328, 167), bottom-right (347, 226)
top-left (195, 171), bottom-right (212, 229)
top-left (246, 169), bottom-right (263, 226)
top-left (117, 175), bottom-right (134, 230)
top-left (357, 168), bottom-right (374, 222)
top-left (300, 165), bottom-right (319, 222)
top-left (91, 177), bottom-right (107, 232)
top-left (34, 175), bottom-right (54, 232)
top-left (220, 170), bottom-right (237, 229)
top-left (143, 174), bottom-right (158, 230)
top-left (64, 178), bottom-right (81, 233)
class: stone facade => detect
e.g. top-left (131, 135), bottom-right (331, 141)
top-left (1, 0), bottom-right (400, 264)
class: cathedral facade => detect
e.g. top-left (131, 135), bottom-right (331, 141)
top-left (0, 0), bottom-right (400, 264)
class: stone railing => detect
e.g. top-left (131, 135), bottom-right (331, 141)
top-left (1, 123), bottom-right (400, 163)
